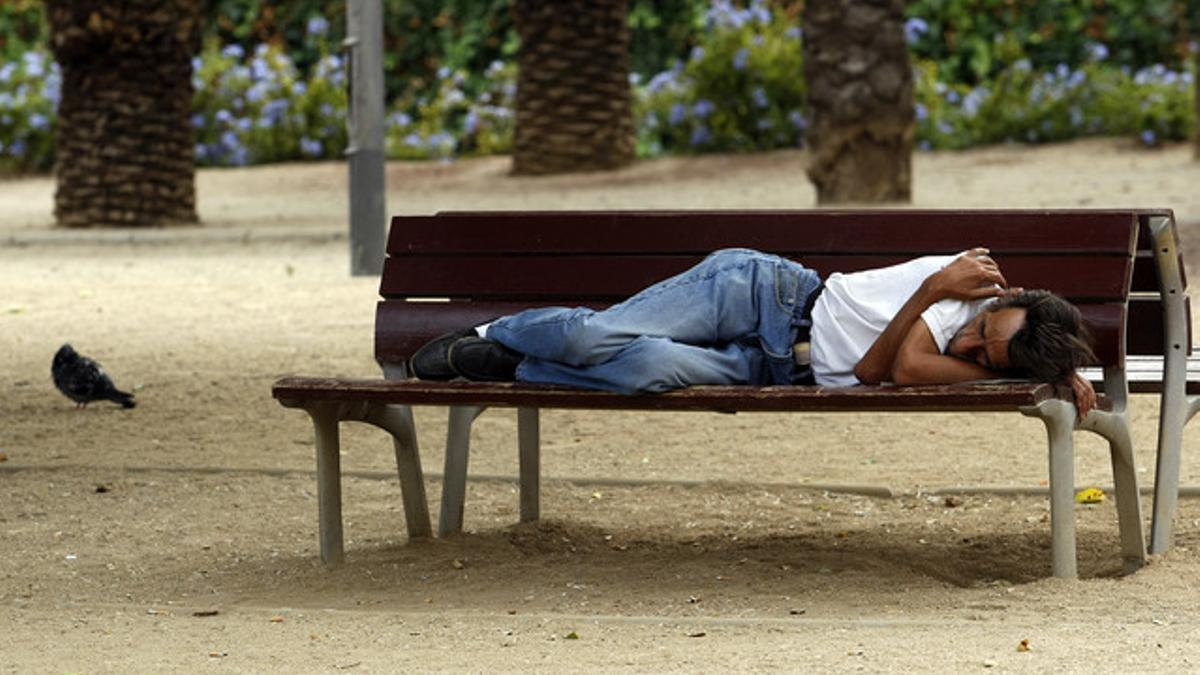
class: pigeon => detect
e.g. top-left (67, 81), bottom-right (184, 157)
top-left (51, 344), bottom-right (136, 409)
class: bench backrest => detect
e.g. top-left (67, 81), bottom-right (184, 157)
top-left (375, 209), bottom-right (1176, 373)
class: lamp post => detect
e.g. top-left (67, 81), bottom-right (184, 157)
top-left (344, 0), bottom-right (387, 276)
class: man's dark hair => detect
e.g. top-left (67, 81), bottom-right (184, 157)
top-left (993, 290), bottom-right (1096, 384)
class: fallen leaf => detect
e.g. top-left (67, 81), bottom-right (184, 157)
top-left (789, 609), bottom-right (807, 616)
top-left (270, 616), bottom-right (285, 623)
top-left (0, 452), bottom-right (7, 463)
top-left (208, 651), bottom-right (228, 658)
top-left (1075, 488), bottom-right (1105, 504)
top-left (564, 631), bottom-right (579, 640)
top-left (688, 632), bottom-right (707, 638)
top-left (1017, 639), bottom-right (1030, 652)
top-left (451, 559), bottom-right (464, 570)
top-left (192, 610), bottom-right (220, 617)
top-left (944, 495), bottom-right (964, 508)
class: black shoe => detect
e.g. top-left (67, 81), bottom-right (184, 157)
top-left (447, 337), bottom-right (523, 382)
top-left (408, 328), bottom-right (477, 380)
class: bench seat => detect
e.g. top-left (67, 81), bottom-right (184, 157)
top-left (275, 377), bottom-right (1091, 413)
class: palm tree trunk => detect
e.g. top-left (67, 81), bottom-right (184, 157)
top-left (1194, 50), bottom-right (1199, 160)
top-left (46, 0), bottom-right (201, 227)
top-left (802, 0), bottom-right (913, 203)
top-left (511, 0), bottom-right (635, 175)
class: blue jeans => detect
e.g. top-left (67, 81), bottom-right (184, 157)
top-left (485, 249), bottom-right (823, 394)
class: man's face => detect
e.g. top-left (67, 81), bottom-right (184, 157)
top-left (945, 307), bottom-right (1027, 371)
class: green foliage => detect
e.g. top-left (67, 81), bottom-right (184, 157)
top-left (190, 38), bottom-right (348, 166)
top-left (385, 60), bottom-right (517, 160)
top-left (0, 50), bottom-right (57, 172)
top-left (0, 0), bottom-right (45, 62)
top-left (635, 2), bottom-right (807, 156)
top-left (905, 0), bottom-right (1199, 85)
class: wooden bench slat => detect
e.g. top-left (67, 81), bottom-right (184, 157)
top-left (379, 254), bottom-right (1132, 302)
top-left (273, 377), bottom-right (1064, 413)
top-left (389, 210), bottom-right (1138, 255)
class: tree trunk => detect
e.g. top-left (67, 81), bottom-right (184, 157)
top-left (1194, 50), bottom-right (1199, 161)
top-left (802, 0), bottom-right (913, 204)
top-left (46, 0), bottom-right (201, 228)
top-left (511, 0), bottom-right (635, 175)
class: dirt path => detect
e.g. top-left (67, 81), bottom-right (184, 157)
top-left (3, 140), bottom-right (1200, 672)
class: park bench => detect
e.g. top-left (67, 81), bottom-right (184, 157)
top-left (273, 208), bottom-right (1187, 579)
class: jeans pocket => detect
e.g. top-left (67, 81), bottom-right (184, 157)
top-left (774, 261), bottom-right (800, 313)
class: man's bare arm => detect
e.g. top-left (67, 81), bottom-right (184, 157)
top-left (890, 320), bottom-right (995, 384)
top-left (853, 248), bottom-right (1006, 385)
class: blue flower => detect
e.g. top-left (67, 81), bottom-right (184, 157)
top-left (692, 99), bottom-right (715, 119)
top-left (918, 140), bottom-right (932, 152)
top-left (262, 99), bottom-right (289, 124)
top-left (756, 118), bottom-right (774, 130)
top-left (191, 113), bottom-right (205, 128)
top-left (785, 26), bottom-right (802, 40)
top-left (219, 130), bottom-right (241, 150)
top-left (689, 125), bottom-right (711, 147)
top-left (751, 87), bottom-right (769, 108)
top-left (22, 51), bottom-right (45, 79)
top-left (904, 18), bottom-right (929, 45)
top-left (733, 48), bottom-right (750, 71)
top-left (28, 113), bottom-right (48, 130)
top-left (306, 16), bottom-right (330, 38)
top-left (1140, 129), bottom-right (1157, 146)
top-left (251, 57), bottom-right (272, 81)
top-left (463, 109), bottom-right (480, 134)
top-left (690, 46), bottom-right (706, 62)
top-left (403, 132), bottom-right (423, 148)
top-left (1087, 42), bottom-right (1109, 62)
top-left (647, 70), bottom-right (677, 95)
top-left (628, 72), bottom-right (641, 86)
top-left (669, 103), bottom-right (687, 125)
top-left (215, 109), bottom-right (233, 125)
top-left (0, 62), bottom-right (15, 83)
top-left (915, 103), bottom-right (928, 121)
top-left (194, 143), bottom-right (207, 160)
top-left (221, 44), bottom-right (245, 61)
top-left (10, 139), bottom-right (26, 157)
top-left (945, 90), bottom-right (960, 104)
top-left (300, 137), bottom-right (323, 157)
top-left (788, 110), bottom-right (807, 130)
top-left (390, 111), bottom-right (413, 128)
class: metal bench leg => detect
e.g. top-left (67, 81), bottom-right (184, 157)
top-left (439, 405), bottom-right (485, 537)
top-left (1147, 214), bottom-right (1190, 554)
top-left (364, 402), bottom-right (432, 539)
top-left (518, 407), bottom-right (541, 523)
top-left (1022, 399), bottom-right (1078, 579)
top-left (308, 404), bottom-right (345, 566)
top-left (1075, 367), bottom-right (1147, 571)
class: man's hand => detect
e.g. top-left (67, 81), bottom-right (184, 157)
top-left (1070, 371), bottom-right (1097, 421)
top-left (927, 248), bottom-right (1008, 301)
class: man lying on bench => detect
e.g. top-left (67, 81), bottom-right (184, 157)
top-left (409, 247), bottom-right (1098, 417)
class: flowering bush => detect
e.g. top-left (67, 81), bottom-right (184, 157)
top-left (0, 50), bottom-right (58, 172)
top-left (386, 60), bottom-right (516, 161)
top-left (634, 0), bottom-right (807, 157)
top-left (0, 1), bottom-right (1196, 173)
top-left (191, 20), bottom-right (348, 166)
top-left (913, 45), bottom-right (1195, 150)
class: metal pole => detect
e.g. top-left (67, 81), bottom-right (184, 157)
top-left (344, 0), bottom-right (387, 276)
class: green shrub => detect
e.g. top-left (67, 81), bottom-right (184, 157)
top-left (0, 49), bottom-right (57, 172)
top-left (634, 0), bottom-right (807, 156)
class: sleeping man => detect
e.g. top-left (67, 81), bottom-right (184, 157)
top-left (409, 248), bottom-right (1098, 416)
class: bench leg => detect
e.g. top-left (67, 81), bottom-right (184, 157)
top-left (518, 407), bottom-right (541, 523)
top-left (364, 402), bottom-right (432, 539)
top-left (439, 405), bottom-right (485, 537)
top-left (1146, 214), bottom-right (1191, 554)
top-left (1075, 367), bottom-right (1147, 571)
top-left (309, 404), bottom-right (345, 566)
top-left (1022, 399), bottom-right (1078, 579)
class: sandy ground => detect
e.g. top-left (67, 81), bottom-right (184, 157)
top-left (3, 138), bottom-right (1200, 672)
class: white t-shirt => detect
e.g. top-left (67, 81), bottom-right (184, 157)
top-left (809, 254), bottom-right (993, 386)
